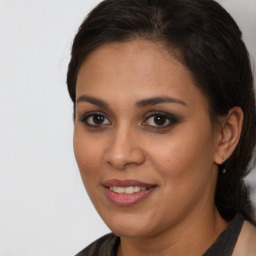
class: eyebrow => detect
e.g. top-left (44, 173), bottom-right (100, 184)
top-left (76, 95), bottom-right (187, 108)
top-left (136, 96), bottom-right (188, 108)
top-left (76, 95), bottom-right (109, 108)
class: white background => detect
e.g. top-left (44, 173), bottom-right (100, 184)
top-left (0, 1), bottom-right (255, 255)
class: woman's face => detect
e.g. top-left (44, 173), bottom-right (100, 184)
top-left (74, 40), bottom-right (221, 238)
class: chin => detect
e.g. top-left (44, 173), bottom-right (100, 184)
top-left (111, 225), bottom-right (151, 238)
top-left (101, 211), bottom-right (158, 238)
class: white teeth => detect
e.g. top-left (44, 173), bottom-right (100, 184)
top-left (109, 186), bottom-right (147, 194)
top-left (124, 186), bottom-right (134, 194)
top-left (134, 186), bottom-right (140, 192)
top-left (114, 187), bottom-right (124, 193)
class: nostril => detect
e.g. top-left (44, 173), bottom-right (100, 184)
top-left (103, 132), bottom-right (145, 169)
top-left (104, 147), bottom-right (145, 169)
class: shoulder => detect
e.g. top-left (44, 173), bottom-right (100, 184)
top-left (233, 220), bottom-right (256, 256)
top-left (75, 233), bottom-right (119, 256)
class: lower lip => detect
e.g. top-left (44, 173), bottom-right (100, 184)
top-left (104, 187), bottom-right (156, 206)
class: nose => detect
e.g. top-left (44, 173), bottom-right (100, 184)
top-left (104, 126), bottom-right (145, 169)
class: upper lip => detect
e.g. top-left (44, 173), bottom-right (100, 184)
top-left (103, 179), bottom-right (157, 188)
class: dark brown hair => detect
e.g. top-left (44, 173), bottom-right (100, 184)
top-left (67, 0), bottom-right (256, 222)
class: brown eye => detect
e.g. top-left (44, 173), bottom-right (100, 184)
top-left (153, 115), bottom-right (168, 126)
top-left (143, 113), bottom-right (178, 128)
top-left (80, 113), bottom-right (111, 127)
top-left (93, 114), bottom-right (106, 125)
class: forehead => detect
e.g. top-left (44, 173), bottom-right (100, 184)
top-left (76, 40), bottom-right (208, 110)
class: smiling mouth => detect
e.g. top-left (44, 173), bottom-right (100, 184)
top-left (103, 179), bottom-right (157, 206)
top-left (109, 186), bottom-right (147, 194)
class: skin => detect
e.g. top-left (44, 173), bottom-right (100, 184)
top-left (73, 40), bottom-right (243, 256)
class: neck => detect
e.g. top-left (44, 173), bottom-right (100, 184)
top-left (118, 207), bottom-right (228, 256)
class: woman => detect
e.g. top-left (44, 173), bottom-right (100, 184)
top-left (67, 0), bottom-right (256, 255)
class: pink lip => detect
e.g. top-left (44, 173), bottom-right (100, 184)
top-left (103, 179), bottom-right (157, 206)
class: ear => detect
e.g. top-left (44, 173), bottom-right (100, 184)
top-left (214, 107), bottom-right (244, 165)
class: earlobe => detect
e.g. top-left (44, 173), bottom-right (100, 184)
top-left (214, 107), bottom-right (244, 165)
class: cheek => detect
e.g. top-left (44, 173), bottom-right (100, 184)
top-left (145, 126), bottom-right (217, 222)
top-left (73, 128), bottom-right (104, 185)
top-left (148, 123), bottom-right (216, 186)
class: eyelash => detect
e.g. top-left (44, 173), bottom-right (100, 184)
top-left (79, 111), bottom-right (178, 130)
top-left (79, 111), bottom-right (111, 128)
top-left (142, 112), bottom-right (178, 129)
